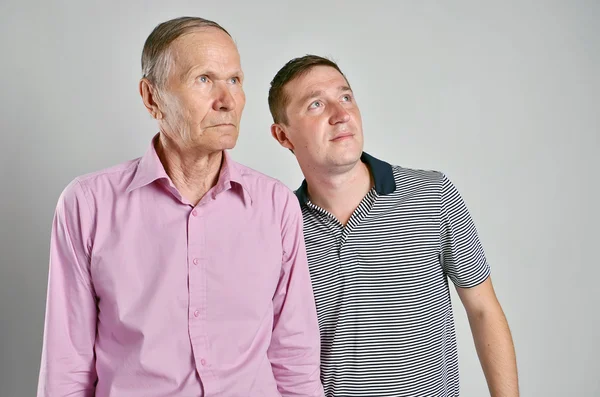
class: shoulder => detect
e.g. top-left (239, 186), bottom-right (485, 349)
top-left (57, 158), bottom-right (140, 208)
top-left (386, 164), bottom-right (450, 201)
top-left (391, 164), bottom-right (446, 186)
top-left (233, 161), bottom-right (295, 197)
top-left (230, 161), bottom-right (299, 214)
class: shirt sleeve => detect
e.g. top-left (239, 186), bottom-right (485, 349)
top-left (440, 173), bottom-right (491, 288)
top-left (268, 185), bottom-right (325, 397)
top-left (37, 179), bottom-right (98, 397)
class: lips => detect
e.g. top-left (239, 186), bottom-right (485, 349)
top-left (331, 132), bottom-right (353, 141)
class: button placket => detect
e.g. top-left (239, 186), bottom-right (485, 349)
top-left (187, 205), bottom-right (211, 377)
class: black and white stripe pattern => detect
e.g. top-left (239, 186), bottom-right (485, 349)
top-left (296, 153), bottom-right (490, 397)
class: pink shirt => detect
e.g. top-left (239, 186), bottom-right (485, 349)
top-left (37, 138), bottom-right (324, 397)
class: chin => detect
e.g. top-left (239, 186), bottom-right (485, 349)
top-left (335, 145), bottom-right (362, 163)
top-left (327, 154), bottom-right (360, 169)
top-left (219, 135), bottom-right (239, 150)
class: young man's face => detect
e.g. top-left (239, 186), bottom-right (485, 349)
top-left (273, 65), bottom-right (364, 173)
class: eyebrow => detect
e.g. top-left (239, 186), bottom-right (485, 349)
top-left (180, 66), bottom-right (244, 82)
top-left (298, 85), bottom-right (353, 105)
top-left (180, 65), bottom-right (200, 82)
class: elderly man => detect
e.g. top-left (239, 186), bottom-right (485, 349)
top-left (269, 55), bottom-right (519, 396)
top-left (37, 17), bottom-right (324, 397)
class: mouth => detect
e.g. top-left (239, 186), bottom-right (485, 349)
top-left (330, 132), bottom-right (354, 141)
top-left (210, 123), bottom-right (235, 127)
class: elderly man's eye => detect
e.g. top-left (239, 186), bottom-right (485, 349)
top-left (229, 77), bottom-right (239, 84)
top-left (198, 76), bottom-right (208, 83)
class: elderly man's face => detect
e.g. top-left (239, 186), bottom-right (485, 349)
top-left (158, 28), bottom-right (245, 152)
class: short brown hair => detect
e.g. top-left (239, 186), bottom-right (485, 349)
top-left (268, 55), bottom-right (349, 125)
top-left (141, 16), bottom-right (231, 89)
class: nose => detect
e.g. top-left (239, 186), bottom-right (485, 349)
top-left (329, 102), bottom-right (350, 125)
top-left (212, 81), bottom-right (235, 112)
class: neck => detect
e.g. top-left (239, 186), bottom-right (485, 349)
top-left (155, 134), bottom-right (223, 206)
top-left (304, 160), bottom-right (373, 225)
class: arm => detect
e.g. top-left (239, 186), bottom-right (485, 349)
top-left (456, 277), bottom-right (519, 397)
top-left (37, 180), bottom-right (98, 397)
top-left (439, 173), bottom-right (518, 396)
top-left (268, 187), bottom-right (325, 397)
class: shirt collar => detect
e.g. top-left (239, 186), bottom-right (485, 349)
top-left (126, 135), bottom-right (170, 193)
top-left (294, 151), bottom-right (396, 205)
top-left (127, 134), bottom-right (252, 206)
top-left (214, 150), bottom-right (253, 207)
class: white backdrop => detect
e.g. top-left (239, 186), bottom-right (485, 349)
top-left (1, 1), bottom-right (598, 396)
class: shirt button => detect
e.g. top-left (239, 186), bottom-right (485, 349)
top-left (193, 258), bottom-right (199, 265)
top-left (201, 359), bottom-right (207, 366)
top-left (194, 310), bottom-right (200, 317)
top-left (191, 210), bottom-right (198, 217)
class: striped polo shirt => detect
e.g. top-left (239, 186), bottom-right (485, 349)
top-left (295, 152), bottom-right (490, 397)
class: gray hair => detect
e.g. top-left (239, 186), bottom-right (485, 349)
top-left (141, 16), bottom-right (231, 89)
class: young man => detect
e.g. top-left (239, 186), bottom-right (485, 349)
top-left (269, 55), bottom-right (518, 396)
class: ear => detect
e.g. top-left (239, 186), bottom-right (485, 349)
top-left (139, 78), bottom-right (163, 120)
top-left (270, 123), bottom-right (295, 151)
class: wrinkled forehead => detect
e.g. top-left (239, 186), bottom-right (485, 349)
top-left (168, 27), bottom-right (241, 70)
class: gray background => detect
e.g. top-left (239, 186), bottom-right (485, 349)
top-left (1, 1), bottom-right (598, 396)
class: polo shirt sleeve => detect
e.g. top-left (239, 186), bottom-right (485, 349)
top-left (439, 173), bottom-right (491, 288)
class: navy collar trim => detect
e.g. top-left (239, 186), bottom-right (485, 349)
top-left (294, 152), bottom-right (396, 204)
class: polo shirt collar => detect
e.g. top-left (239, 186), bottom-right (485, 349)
top-left (295, 152), bottom-right (396, 204)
